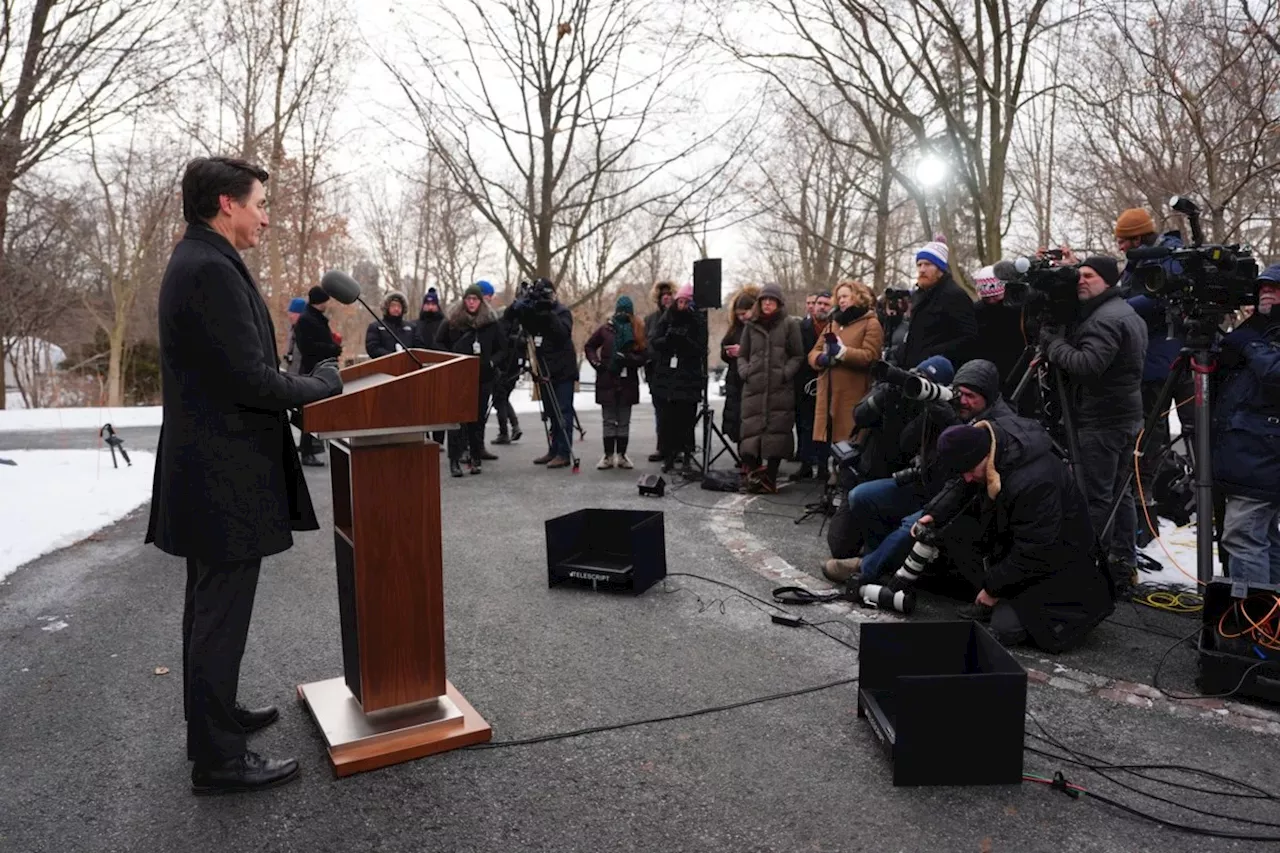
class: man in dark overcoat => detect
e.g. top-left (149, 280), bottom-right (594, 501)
top-left (145, 157), bottom-right (343, 794)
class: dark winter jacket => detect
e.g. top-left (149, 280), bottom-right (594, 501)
top-left (972, 419), bottom-right (1114, 653)
top-left (519, 301), bottom-right (577, 384)
top-left (649, 305), bottom-right (706, 404)
top-left (412, 310), bottom-right (446, 351)
top-left (492, 307), bottom-right (526, 392)
top-left (737, 309), bottom-right (805, 460)
top-left (1120, 232), bottom-right (1184, 383)
top-left (366, 314), bottom-right (415, 359)
top-left (294, 304), bottom-right (342, 373)
top-left (720, 325), bottom-right (745, 443)
top-left (973, 300), bottom-right (1027, 390)
top-left (1043, 288), bottom-right (1147, 430)
top-left (584, 318), bottom-right (647, 407)
top-left (795, 314), bottom-right (826, 409)
top-left (900, 275), bottom-right (978, 369)
top-left (146, 225), bottom-right (335, 562)
top-left (1212, 314), bottom-right (1280, 502)
top-left (436, 300), bottom-right (506, 384)
top-left (643, 281), bottom-right (676, 384)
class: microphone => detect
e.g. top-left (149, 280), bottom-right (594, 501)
top-left (992, 260), bottom-right (1021, 281)
top-left (320, 270), bottom-right (425, 368)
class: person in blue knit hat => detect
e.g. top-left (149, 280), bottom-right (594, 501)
top-left (899, 235), bottom-right (977, 370)
top-left (282, 297), bottom-right (308, 375)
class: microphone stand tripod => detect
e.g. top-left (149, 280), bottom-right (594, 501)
top-left (691, 308), bottom-right (740, 479)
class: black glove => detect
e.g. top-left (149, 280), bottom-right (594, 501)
top-left (309, 358), bottom-right (343, 397)
top-left (1038, 324), bottom-right (1064, 349)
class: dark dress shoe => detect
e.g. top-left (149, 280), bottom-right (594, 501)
top-left (300, 454), bottom-right (324, 467)
top-left (510, 427), bottom-right (523, 442)
top-left (233, 704), bottom-right (279, 734)
top-left (957, 603), bottom-right (993, 623)
top-left (648, 451), bottom-right (664, 462)
top-left (493, 434), bottom-right (512, 445)
top-left (477, 448), bottom-right (499, 461)
top-left (449, 459), bottom-right (464, 478)
top-left (191, 751), bottom-right (300, 795)
top-left (533, 451), bottom-right (555, 465)
top-left (545, 456), bottom-right (570, 469)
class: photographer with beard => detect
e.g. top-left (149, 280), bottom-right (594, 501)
top-left (899, 238), bottom-right (977, 369)
top-left (436, 284), bottom-right (506, 477)
top-left (1213, 266), bottom-right (1280, 586)
top-left (365, 291), bottom-right (414, 359)
top-left (1039, 256), bottom-right (1147, 593)
top-left (930, 422), bottom-right (1114, 650)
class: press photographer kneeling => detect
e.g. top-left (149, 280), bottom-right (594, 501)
top-left (929, 422), bottom-right (1114, 651)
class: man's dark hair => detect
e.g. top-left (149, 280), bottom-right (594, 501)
top-left (181, 157), bottom-right (270, 225)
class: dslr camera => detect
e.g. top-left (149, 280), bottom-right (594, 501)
top-left (870, 360), bottom-right (953, 403)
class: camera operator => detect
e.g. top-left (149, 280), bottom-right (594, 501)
top-left (509, 277), bottom-right (577, 469)
top-left (822, 355), bottom-right (956, 582)
top-left (1039, 256), bottom-right (1148, 593)
top-left (1213, 265), bottom-right (1280, 586)
top-left (931, 423), bottom-right (1113, 650)
top-left (899, 238), bottom-right (977, 369)
top-left (1114, 208), bottom-right (1190, 512)
top-left (970, 265), bottom-right (1026, 390)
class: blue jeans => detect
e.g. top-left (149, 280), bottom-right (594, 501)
top-left (1222, 496), bottom-right (1280, 586)
top-left (844, 478), bottom-right (926, 581)
top-left (549, 380), bottom-right (576, 458)
top-left (861, 510), bottom-right (924, 583)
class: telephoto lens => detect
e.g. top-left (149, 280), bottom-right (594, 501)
top-left (858, 583), bottom-right (916, 615)
top-left (902, 373), bottom-right (954, 403)
top-left (892, 537), bottom-right (940, 589)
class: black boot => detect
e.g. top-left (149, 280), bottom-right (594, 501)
top-left (450, 459), bottom-right (464, 478)
top-left (191, 751), bottom-right (300, 795)
top-left (469, 459), bottom-right (482, 475)
top-left (477, 446), bottom-right (499, 461)
top-left (788, 462), bottom-right (814, 482)
top-left (511, 423), bottom-right (523, 442)
top-left (493, 432), bottom-right (512, 445)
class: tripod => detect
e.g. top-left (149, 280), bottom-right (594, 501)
top-left (1008, 343), bottom-right (1087, 500)
top-left (795, 366), bottom-right (840, 529)
top-left (525, 335), bottom-right (583, 473)
top-left (1099, 329), bottom-right (1219, 584)
top-left (691, 309), bottom-right (740, 477)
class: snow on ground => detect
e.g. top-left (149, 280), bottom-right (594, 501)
top-left (0, 449), bottom-right (155, 582)
top-left (0, 405), bottom-right (163, 433)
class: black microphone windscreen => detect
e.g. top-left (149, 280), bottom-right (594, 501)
top-left (321, 270), bottom-right (361, 305)
top-left (992, 260), bottom-right (1020, 281)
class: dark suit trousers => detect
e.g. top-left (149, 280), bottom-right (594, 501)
top-left (183, 557), bottom-right (262, 764)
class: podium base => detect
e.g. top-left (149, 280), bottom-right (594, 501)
top-left (298, 677), bottom-right (491, 777)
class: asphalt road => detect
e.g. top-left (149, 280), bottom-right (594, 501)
top-left (1, 407), bottom-right (1278, 853)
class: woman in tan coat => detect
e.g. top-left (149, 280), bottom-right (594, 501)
top-left (809, 280), bottom-right (883, 444)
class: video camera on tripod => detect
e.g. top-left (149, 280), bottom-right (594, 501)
top-left (1000, 252), bottom-right (1080, 327)
top-left (1124, 196), bottom-right (1258, 322)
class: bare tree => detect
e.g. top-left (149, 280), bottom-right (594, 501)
top-left (80, 129), bottom-right (184, 407)
top-left (723, 0), bottom-right (1067, 266)
top-left (0, 0), bottom-right (180, 408)
top-left (1065, 0), bottom-right (1280, 251)
top-left (386, 0), bottom-right (750, 307)
top-left (186, 0), bottom-right (354, 303)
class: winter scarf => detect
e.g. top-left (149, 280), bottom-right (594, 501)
top-left (610, 313), bottom-right (637, 373)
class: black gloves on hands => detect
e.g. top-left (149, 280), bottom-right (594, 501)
top-left (309, 358), bottom-right (343, 397)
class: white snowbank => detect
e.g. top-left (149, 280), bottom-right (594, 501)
top-left (0, 449), bottom-right (156, 581)
top-left (0, 406), bottom-right (163, 433)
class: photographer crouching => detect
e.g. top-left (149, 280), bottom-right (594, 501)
top-left (931, 423), bottom-right (1113, 650)
top-left (1214, 266), bottom-right (1280, 586)
top-left (508, 277), bottom-right (577, 470)
top-left (1038, 256), bottom-right (1148, 594)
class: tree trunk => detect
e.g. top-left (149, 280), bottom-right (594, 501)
top-left (107, 319), bottom-right (126, 408)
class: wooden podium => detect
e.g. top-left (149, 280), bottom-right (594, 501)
top-left (297, 349), bottom-right (491, 776)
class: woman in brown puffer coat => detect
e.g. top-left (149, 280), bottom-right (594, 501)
top-left (737, 283), bottom-right (804, 492)
top-left (810, 280), bottom-right (883, 444)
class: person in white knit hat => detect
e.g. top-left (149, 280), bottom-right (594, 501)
top-left (971, 263), bottom-right (1025, 387)
top-left (898, 235), bottom-right (977, 369)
